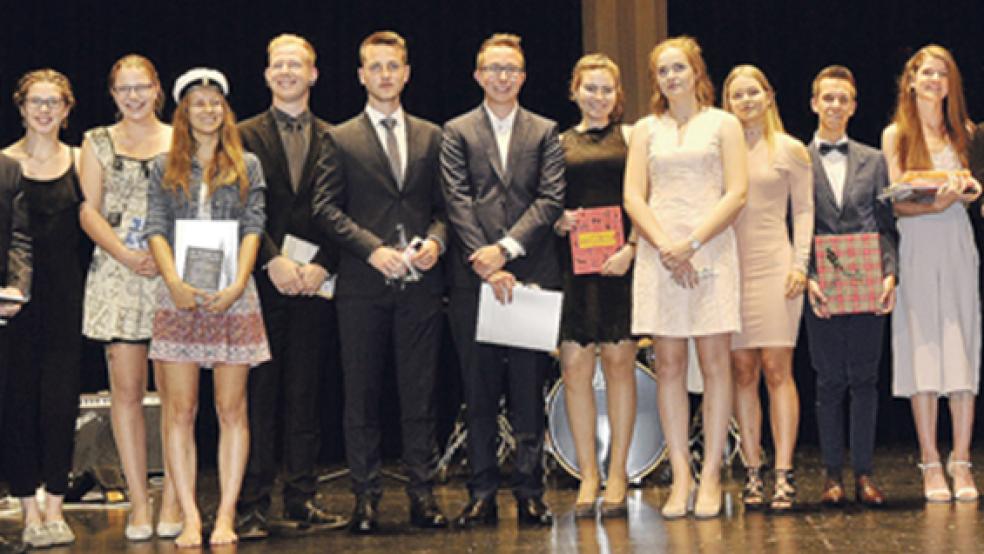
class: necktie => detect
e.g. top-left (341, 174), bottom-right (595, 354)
top-left (819, 142), bottom-right (848, 156)
top-left (282, 120), bottom-right (305, 192)
top-left (381, 117), bottom-right (403, 188)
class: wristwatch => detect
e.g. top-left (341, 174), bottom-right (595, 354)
top-left (497, 242), bottom-right (513, 261)
top-left (688, 236), bottom-right (702, 252)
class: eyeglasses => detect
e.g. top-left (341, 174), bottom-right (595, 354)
top-left (113, 83), bottom-right (156, 96)
top-left (25, 97), bottom-right (65, 110)
top-left (481, 64), bottom-right (524, 77)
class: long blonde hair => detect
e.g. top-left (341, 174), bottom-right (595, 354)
top-left (648, 36), bottom-right (714, 116)
top-left (722, 64), bottom-right (785, 155)
top-left (890, 44), bottom-right (970, 170)
top-left (162, 88), bottom-right (249, 201)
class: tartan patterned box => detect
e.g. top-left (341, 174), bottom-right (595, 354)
top-left (569, 205), bottom-right (625, 275)
top-left (814, 233), bottom-right (882, 315)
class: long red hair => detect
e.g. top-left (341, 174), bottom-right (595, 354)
top-left (890, 44), bottom-right (970, 170)
top-left (162, 88), bottom-right (249, 201)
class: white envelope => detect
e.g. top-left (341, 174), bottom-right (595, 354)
top-left (475, 283), bottom-right (563, 352)
top-left (281, 234), bottom-right (336, 299)
top-left (174, 219), bottom-right (239, 291)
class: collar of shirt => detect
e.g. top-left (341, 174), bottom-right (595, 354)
top-left (272, 107), bottom-right (312, 131)
top-left (365, 104), bottom-right (405, 130)
top-left (482, 102), bottom-right (518, 132)
top-left (812, 133), bottom-right (849, 148)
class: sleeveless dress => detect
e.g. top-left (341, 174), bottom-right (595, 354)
top-left (632, 108), bottom-right (741, 337)
top-left (892, 145), bottom-right (981, 397)
top-left (81, 127), bottom-right (161, 341)
top-left (558, 123), bottom-right (633, 345)
top-left (732, 134), bottom-right (813, 349)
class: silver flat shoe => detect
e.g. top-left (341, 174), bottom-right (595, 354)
top-left (156, 520), bottom-right (184, 538)
top-left (46, 520), bottom-right (76, 546)
top-left (22, 523), bottom-right (52, 548)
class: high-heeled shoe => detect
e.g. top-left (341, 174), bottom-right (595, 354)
top-left (693, 481), bottom-right (723, 519)
top-left (946, 455), bottom-right (979, 502)
top-left (573, 478), bottom-right (600, 518)
top-left (770, 469), bottom-right (796, 512)
top-left (600, 476), bottom-right (628, 518)
top-left (741, 466), bottom-right (765, 510)
top-left (918, 461), bottom-right (952, 503)
top-left (660, 485), bottom-right (695, 520)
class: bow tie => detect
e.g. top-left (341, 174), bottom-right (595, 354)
top-left (819, 142), bottom-right (848, 156)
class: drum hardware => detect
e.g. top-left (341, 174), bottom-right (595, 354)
top-left (434, 397), bottom-right (516, 483)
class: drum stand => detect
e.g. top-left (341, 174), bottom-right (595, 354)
top-left (435, 397), bottom-right (516, 482)
top-left (687, 408), bottom-right (744, 480)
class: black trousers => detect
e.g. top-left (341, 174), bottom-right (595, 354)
top-left (336, 286), bottom-right (443, 499)
top-left (2, 294), bottom-right (81, 497)
top-left (238, 275), bottom-right (337, 513)
top-left (805, 307), bottom-right (885, 476)
top-left (448, 287), bottom-right (548, 501)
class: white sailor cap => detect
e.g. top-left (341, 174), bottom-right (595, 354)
top-left (172, 68), bottom-right (229, 103)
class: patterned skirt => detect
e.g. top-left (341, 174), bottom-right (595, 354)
top-left (149, 277), bottom-right (271, 367)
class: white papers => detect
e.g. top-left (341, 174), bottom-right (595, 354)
top-left (175, 219), bottom-right (239, 291)
top-left (281, 234), bottom-right (336, 299)
top-left (476, 283), bottom-right (563, 352)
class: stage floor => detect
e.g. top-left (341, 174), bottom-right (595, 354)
top-left (0, 446), bottom-right (981, 553)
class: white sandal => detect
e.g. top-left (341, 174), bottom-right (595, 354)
top-left (917, 461), bottom-right (952, 503)
top-left (946, 455), bottom-right (979, 502)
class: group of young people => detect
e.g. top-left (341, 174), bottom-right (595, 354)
top-left (0, 27), bottom-right (979, 549)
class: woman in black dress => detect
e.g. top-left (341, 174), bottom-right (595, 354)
top-left (554, 54), bottom-right (637, 517)
top-left (1, 69), bottom-right (85, 549)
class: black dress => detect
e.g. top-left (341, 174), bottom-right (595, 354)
top-left (558, 124), bottom-right (633, 345)
top-left (2, 163), bottom-right (85, 497)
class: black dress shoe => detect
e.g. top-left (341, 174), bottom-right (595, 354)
top-left (410, 494), bottom-right (449, 528)
top-left (348, 497), bottom-right (379, 535)
top-left (454, 497), bottom-right (498, 528)
top-left (236, 509), bottom-right (270, 540)
top-left (283, 500), bottom-right (349, 531)
top-left (516, 497), bottom-right (553, 526)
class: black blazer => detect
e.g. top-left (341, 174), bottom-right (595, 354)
top-left (239, 109), bottom-right (338, 273)
top-left (808, 139), bottom-right (898, 279)
top-left (312, 112), bottom-right (446, 298)
top-left (0, 154), bottom-right (29, 296)
top-left (440, 105), bottom-right (565, 289)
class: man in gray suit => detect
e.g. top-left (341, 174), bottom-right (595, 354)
top-left (440, 33), bottom-right (564, 527)
top-left (312, 30), bottom-right (448, 534)
top-left (804, 65), bottom-right (897, 507)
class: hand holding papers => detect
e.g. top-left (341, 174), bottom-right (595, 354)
top-left (569, 206), bottom-right (625, 275)
top-left (814, 233), bottom-right (882, 315)
top-left (282, 234), bottom-right (336, 299)
top-left (174, 219), bottom-right (239, 292)
top-left (0, 286), bottom-right (27, 324)
top-left (476, 282), bottom-right (563, 352)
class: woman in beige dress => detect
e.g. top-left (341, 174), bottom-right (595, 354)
top-left (723, 65), bottom-right (813, 511)
top-left (883, 44), bottom-right (981, 503)
top-left (624, 36), bottom-right (747, 519)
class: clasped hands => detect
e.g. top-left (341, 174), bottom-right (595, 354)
top-left (468, 244), bottom-right (516, 304)
top-left (268, 255), bottom-right (329, 296)
top-left (654, 238), bottom-right (699, 288)
top-left (166, 279), bottom-right (245, 313)
top-left (368, 239), bottom-right (441, 280)
top-left (0, 286), bottom-right (25, 318)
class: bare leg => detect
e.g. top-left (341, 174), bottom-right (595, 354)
top-left (694, 334), bottom-right (733, 515)
top-left (560, 341), bottom-right (601, 505)
top-left (731, 348), bottom-right (763, 469)
top-left (159, 362), bottom-right (202, 548)
top-left (761, 347), bottom-right (799, 471)
top-left (948, 392), bottom-right (977, 494)
top-left (210, 363), bottom-right (250, 546)
top-left (599, 340), bottom-right (637, 504)
top-left (651, 337), bottom-right (692, 516)
top-left (911, 392), bottom-right (947, 495)
top-left (19, 497), bottom-right (43, 528)
top-left (152, 366), bottom-right (181, 526)
top-left (107, 344), bottom-right (152, 528)
top-left (42, 494), bottom-right (65, 524)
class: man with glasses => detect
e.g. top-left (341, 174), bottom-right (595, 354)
top-left (236, 33), bottom-right (346, 539)
top-left (440, 33), bottom-right (564, 527)
top-left (312, 30), bottom-right (448, 534)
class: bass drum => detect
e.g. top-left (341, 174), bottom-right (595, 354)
top-left (546, 361), bottom-right (664, 483)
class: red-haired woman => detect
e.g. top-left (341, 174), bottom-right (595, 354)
top-left (883, 45), bottom-right (981, 503)
top-left (145, 68), bottom-right (269, 547)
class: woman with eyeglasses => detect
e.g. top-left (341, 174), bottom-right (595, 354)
top-left (0, 70), bottom-right (76, 549)
top-left (145, 68), bottom-right (269, 547)
top-left (78, 54), bottom-right (182, 541)
top-left (883, 44), bottom-right (982, 503)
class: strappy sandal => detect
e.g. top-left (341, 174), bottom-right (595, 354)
top-left (741, 466), bottom-right (765, 510)
top-left (917, 461), bottom-right (952, 503)
top-left (770, 469), bottom-right (796, 512)
top-left (946, 455), bottom-right (979, 502)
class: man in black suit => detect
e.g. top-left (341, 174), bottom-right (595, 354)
top-left (312, 31), bottom-right (448, 534)
top-left (804, 65), bottom-right (897, 507)
top-left (236, 34), bottom-right (345, 538)
top-left (440, 33), bottom-right (564, 527)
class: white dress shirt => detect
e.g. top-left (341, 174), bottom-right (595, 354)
top-left (815, 134), bottom-right (849, 207)
top-left (482, 102), bottom-right (525, 259)
top-left (365, 104), bottom-right (408, 176)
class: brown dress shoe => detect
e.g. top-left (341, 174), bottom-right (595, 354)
top-left (820, 478), bottom-right (846, 507)
top-left (855, 475), bottom-right (886, 507)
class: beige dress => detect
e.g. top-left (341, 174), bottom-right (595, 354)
top-left (632, 108), bottom-right (741, 337)
top-left (892, 145), bottom-right (981, 397)
top-left (732, 133), bottom-right (813, 349)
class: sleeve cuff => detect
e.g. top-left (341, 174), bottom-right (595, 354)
top-left (498, 236), bottom-right (525, 260)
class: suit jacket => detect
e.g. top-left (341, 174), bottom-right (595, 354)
top-left (239, 109), bottom-right (338, 273)
top-left (440, 105), bottom-right (565, 289)
top-left (0, 154), bottom-right (29, 296)
top-left (312, 111), bottom-right (446, 298)
top-left (808, 138), bottom-right (898, 280)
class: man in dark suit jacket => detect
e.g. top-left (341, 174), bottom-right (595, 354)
top-left (0, 155), bottom-right (29, 441)
top-left (311, 31), bottom-right (448, 534)
top-left (804, 66), bottom-right (897, 507)
top-left (235, 34), bottom-right (344, 538)
top-left (440, 33), bottom-right (564, 527)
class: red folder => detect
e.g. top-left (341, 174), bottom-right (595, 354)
top-left (814, 233), bottom-right (882, 315)
top-left (569, 206), bottom-right (624, 275)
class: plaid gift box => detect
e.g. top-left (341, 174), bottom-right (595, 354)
top-left (814, 233), bottom-right (882, 315)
